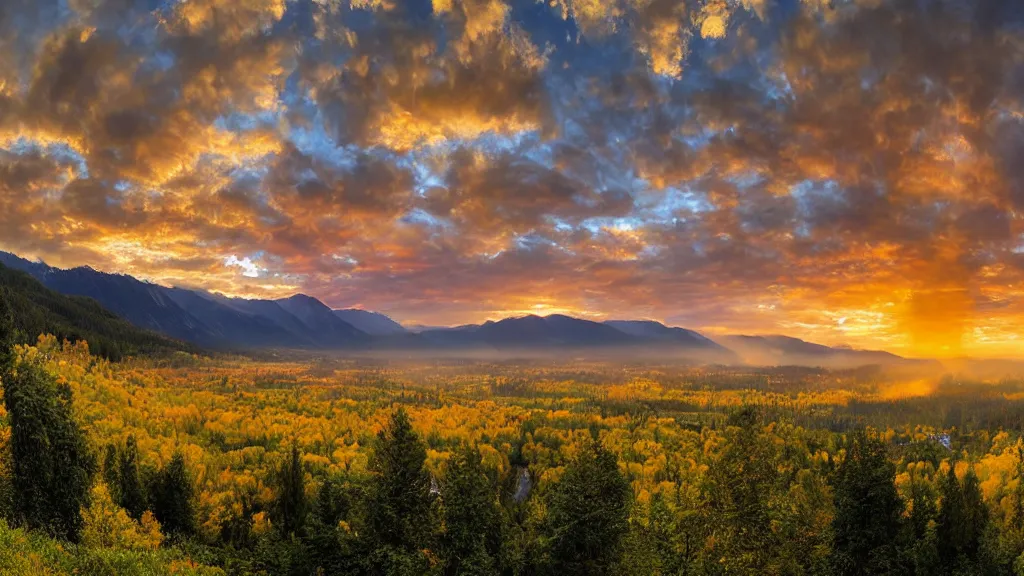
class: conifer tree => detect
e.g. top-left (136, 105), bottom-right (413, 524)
top-left (545, 441), bottom-right (631, 576)
top-left (365, 408), bottom-right (437, 575)
top-left (702, 405), bottom-right (779, 572)
top-left (937, 465), bottom-right (990, 573)
top-left (303, 476), bottom-right (364, 576)
top-left (1014, 444), bottom-right (1024, 533)
top-left (103, 444), bottom-right (121, 502)
top-left (149, 453), bottom-right (196, 539)
top-left (272, 443), bottom-right (308, 537)
top-left (1, 322), bottom-right (95, 542)
top-left (902, 468), bottom-right (939, 575)
top-left (118, 435), bottom-right (148, 521)
top-left (440, 445), bottom-right (502, 576)
top-left (830, 430), bottom-right (904, 576)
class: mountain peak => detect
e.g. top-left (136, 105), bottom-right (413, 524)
top-left (332, 308), bottom-right (406, 336)
top-left (281, 293), bottom-right (322, 305)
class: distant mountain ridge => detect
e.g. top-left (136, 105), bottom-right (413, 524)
top-left (719, 334), bottom-right (937, 370)
top-left (413, 315), bottom-right (739, 362)
top-left (0, 252), bottom-right (370, 351)
top-left (333, 309), bottom-right (407, 336)
top-left (0, 251), bottom-right (938, 368)
top-left (604, 320), bottom-right (721, 348)
top-left (0, 262), bottom-right (193, 360)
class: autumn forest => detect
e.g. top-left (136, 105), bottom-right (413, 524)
top-left (1, 315), bottom-right (1024, 576)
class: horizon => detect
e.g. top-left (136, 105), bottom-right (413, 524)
top-left (1, 246), bottom-right (1008, 362)
top-left (1, 0), bottom-right (1022, 359)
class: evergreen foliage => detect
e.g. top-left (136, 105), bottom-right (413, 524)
top-left (544, 441), bottom-right (632, 576)
top-left (365, 408), bottom-right (437, 575)
top-left (702, 406), bottom-right (781, 572)
top-left (440, 445), bottom-right (503, 576)
top-left (149, 453), bottom-right (197, 539)
top-left (830, 430), bottom-right (904, 576)
top-left (271, 444), bottom-right (308, 537)
top-left (105, 436), bottom-right (148, 521)
top-left (0, 340), bottom-right (95, 541)
top-left (936, 465), bottom-right (991, 574)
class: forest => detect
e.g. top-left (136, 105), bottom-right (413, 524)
top-left (3, 326), bottom-right (1024, 575)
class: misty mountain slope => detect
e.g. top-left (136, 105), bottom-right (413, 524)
top-left (416, 315), bottom-right (735, 358)
top-left (415, 323), bottom-right (486, 347)
top-left (472, 314), bottom-right (634, 347)
top-left (720, 334), bottom-right (925, 369)
top-left (275, 295), bottom-right (369, 347)
top-left (219, 297), bottom-right (319, 344)
top-left (163, 288), bottom-right (309, 348)
top-left (333, 309), bottom-right (407, 336)
top-left (604, 320), bottom-right (723, 348)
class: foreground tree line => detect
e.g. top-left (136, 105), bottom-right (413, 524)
top-left (5, 334), bottom-right (1024, 573)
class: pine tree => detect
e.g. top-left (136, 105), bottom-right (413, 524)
top-left (0, 286), bottom-right (19, 369)
top-left (365, 408), bottom-right (437, 575)
top-left (104, 444), bottom-right (122, 503)
top-left (1014, 443), bottom-right (1024, 532)
top-left (1, 338), bottom-right (95, 542)
top-left (272, 443), bottom-right (308, 537)
top-left (440, 445), bottom-right (502, 576)
top-left (545, 441), bottom-right (632, 576)
top-left (902, 468), bottom-right (939, 575)
top-left (960, 469), bottom-right (990, 567)
top-left (936, 465), bottom-right (990, 573)
top-left (149, 453), bottom-right (196, 539)
top-left (702, 405), bottom-right (780, 572)
top-left (118, 435), bottom-right (148, 521)
top-left (303, 476), bottom-right (363, 576)
top-left (830, 430), bottom-right (904, 576)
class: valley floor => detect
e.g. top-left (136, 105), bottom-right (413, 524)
top-left (3, 336), bottom-right (1024, 574)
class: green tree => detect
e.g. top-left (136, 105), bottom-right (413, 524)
top-left (117, 436), bottom-right (148, 521)
top-left (902, 469), bottom-right (939, 575)
top-left (830, 430), bottom-right (904, 576)
top-left (103, 444), bottom-right (121, 502)
top-left (1014, 444), bottom-right (1024, 533)
top-left (544, 441), bottom-right (631, 576)
top-left (440, 445), bottom-right (503, 576)
top-left (619, 492), bottom-right (695, 576)
top-left (936, 465), bottom-right (990, 574)
top-left (302, 476), bottom-right (365, 576)
top-left (0, 336), bottom-right (95, 541)
top-left (149, 453), bottom-right (196, 539)
top-left (701, 406), bottom-right (781, 573)
top-left (365, 408), bottom-right (437, 575)
top-left (271, 444), bottom-right (308, 537)
top-left (0, 286), bottom-right (15, 365)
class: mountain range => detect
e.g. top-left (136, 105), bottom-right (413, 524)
top-left (0, 251), bottom-right (934, 368)
top-left (0, 262), bottom-right (193, 360)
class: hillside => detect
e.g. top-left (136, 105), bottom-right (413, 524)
top-left (0, 263), bottom-right (194, 360)
top-left (0, 252), bottom-right (367, 350)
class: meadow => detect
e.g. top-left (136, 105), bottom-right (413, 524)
top-left (4, 335), bottom-right (1024, 575)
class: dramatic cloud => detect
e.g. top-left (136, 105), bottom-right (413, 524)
top-left (1, 0), bottom-right (1022, 357)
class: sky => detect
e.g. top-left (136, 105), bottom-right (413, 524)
top-left (0, 0), bottom-right (1022, 358)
